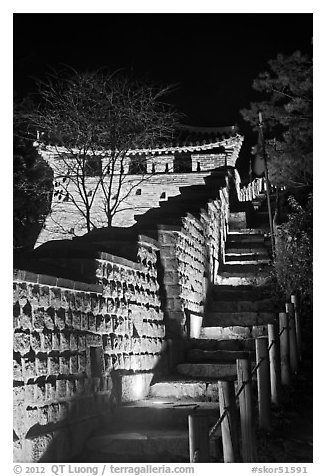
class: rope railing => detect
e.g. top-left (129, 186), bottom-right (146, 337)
top-left (188, 292), bottom-right (303, 463)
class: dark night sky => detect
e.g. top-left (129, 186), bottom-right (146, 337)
top-left (14, 13), bottom-right (312, 128)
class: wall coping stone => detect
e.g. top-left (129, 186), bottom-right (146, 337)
top-left (96, 252), bottom-right (143, 270)
top-left (13, 269), bottom-right (102, 294)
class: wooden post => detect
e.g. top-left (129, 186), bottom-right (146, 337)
top-left (188, 412), bottom-right (210, 462)
top-left (268, 323), bottom-right (281, 406)
top-left (218, 380), bottom-right (239, 463)
top-left (279, 312), bottom-right (291, 385)
top-left (291, 294), bottom-right (302, 360)
top-left (255, 337), bottom-right (272, 431)
top-left (237, 358), bottom-right (257, 462)
top-left (286, 302), bottom-right (298, 374)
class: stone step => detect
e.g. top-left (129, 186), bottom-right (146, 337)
top-left (204, 311), bottom-right (276, 327)
top-left (228, 212), bottom-right (247, 230)
top-left (112, 399), bottom-right (220, 429)
top-left (86, 428), bottom-right (222, 462)
top-left (221, 263), bottom-right (272, 275)
top-left (225, 258), bottom-right (271, 265)
top-left (210, 284), bottom-right (273, 300)
top-left (207, 298), bottom-right (277, 313)
top-left (225, 252), bottom-right (270, 262)
top-left (227, 233), bottom-right (265, 243)
top-left (216, 274), bottom-right (270, 286)
top-left (187, 337), bottom-right (256, 352)
top-left (227, 228), bottom-right (265, 235)
top-left (199, 325), bottom-right (268, 340)
top-left (226, 242), bottom-right (269, 252)
top-left (149, 377), bottom-right (221, 401)
top-left (186, 348), bottom-right (253, 363)
top-left (177, 362), bottom-right (238, 379)
top-left (85, 429), bottom-right (192, 462)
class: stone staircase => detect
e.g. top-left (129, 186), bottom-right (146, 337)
top-left (83, 183), bottom-right (278, 463)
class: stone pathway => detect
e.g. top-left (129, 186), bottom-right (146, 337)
top-left (83, 212), bottom-right (280, 462)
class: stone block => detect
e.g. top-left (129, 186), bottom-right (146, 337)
top-left (13, 437), bottom-right (23, 463)
top-left (90, 293), bottom-right (100, 313)
top-left (70, 355), bottom-right (78, 374)
top-left (50, 287), bottom-right (61, 308)
top-left (66, 379), bottom-right (76, 399)
top-left (26, 406), bottom-right (39, 431)
top-left (59, 356), bottom-right (70, 375)
top-left (39, 286), bottom-right (50, 308)
top-left (56, 379), bottom-right (67, 400)
top-left (166, 297), bottom-right (182, 312)
top-left (45, 382), bottom-right (55, 403)
top-left (80, 312), bottom-right (88, 330)
top-left (22, 356), bottom-right (36, 380)
top-left (36, 356), bottom-right (48, 376)
top-left (32, 308), bottom-right (45, 331)
top-left (60, 290), bottom-right (71, 309)
top-left (13, 357), bottom-right (23, 381)
top-left (30, 433), bottom-right (54, 462)
top-left (13, 332), bottom-right (30, 354)
top-left (60, 331), bottom-right (70, 352)
top-left (35, 383), bottom-right (46, 406)
top-left (65, 309), bottom-right (73, 327)
top-left (58, 401), bottom-right (69, 421)
top-left (88, 313), bottom-right (96, 332)
top-left (78, 334), bottom-right (86, 351)
top-left (20, 302), bottom-right (33, 330)
top-left (96, 315), bottom-right (106, 333)
top-left (43, 331), bottom-right (52, 352)
top-left (13, 301), bottom-right (20, 328)
top-left (86, 333), bottom-right (102, 347)
top-left (78, 353), bottom-right (87, 374)
top-left (44, 308), bottom-right (55, 330)
top-left (104, 354), bottom-right (113, 374)
top-left (38, 405), bottom-right (49, 426)
top-left (55, 308), bottom-right (66, 330)
top-left (48, 356), bottom-right (60, 376)
top-left (25, 383), bottom-right (36, 405)
top-left (75, 378), bottom-right (85, 395)
top-left (52, 331), bottom-right (60, 351)
top-left (119, 372), bottom-right (153, 403)
top-left (48, 403), bottom-right (60, 424)
top-left (72, 311), bottom-right (81, 329)
top-left (69, 333), bottom-right (78, 351)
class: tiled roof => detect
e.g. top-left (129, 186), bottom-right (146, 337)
top-left (35, 124), bottom-right (242, 157)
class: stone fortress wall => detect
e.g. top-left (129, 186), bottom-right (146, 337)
top-left (13, 130), bottom-right (249, 462)
top-left (13, 236), bottom-right (165, 462)
top-left (35, 134), bottom-right (242, 246)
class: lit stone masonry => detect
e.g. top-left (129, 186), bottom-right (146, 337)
top-left (34, 131), bottom-right (243, 246)
top-left (157, 184), bottom-right (230, 341)
top-left (13, 237), bottom-right (165, 463)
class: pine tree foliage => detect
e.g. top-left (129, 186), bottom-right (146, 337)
top-left (241, 51), bottom-right (312, 189)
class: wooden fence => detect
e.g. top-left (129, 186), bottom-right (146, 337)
top-left (188, 293), bottom-right (302, 463)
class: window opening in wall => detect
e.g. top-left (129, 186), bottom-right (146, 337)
top-left (160, 192), bottom-right (166, 199)
top-left (90, 346), bottom-right (104, 377)
top-left (85, 156), bottom-right (102, 176)
top-left (152, 163), bottom-right (156, 173)
top-left (136, 188), bottom-right (142, 195)
top-left (165, 163), bottom-right (169, 173)
top-left (197, 161), bottom-right (201, 172)
top-left (174, 151), bottom-right (192, 172)
top-left (129, 154), bottom-right (147, 174)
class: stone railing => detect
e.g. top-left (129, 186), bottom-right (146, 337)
top-left (237, 177), bottom-right (265, 202)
